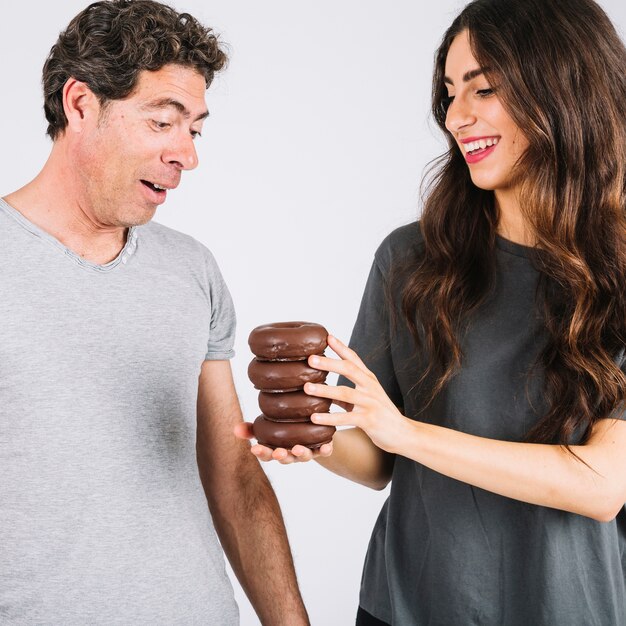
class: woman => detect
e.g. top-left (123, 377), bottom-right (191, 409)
top-left (237, 0), bottom-right (626, 623)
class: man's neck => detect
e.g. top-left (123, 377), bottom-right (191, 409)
top-left (4, 146), bottom-right (128, 265)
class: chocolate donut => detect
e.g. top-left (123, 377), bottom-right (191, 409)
top-left (259, 389), bottom-right (332, 421)
top-left (248, 322), bottom-right (328, 361)
top-left (252, 415), bottom-right (336, 450)
top-left (248, 358), bottom-right (328, 392)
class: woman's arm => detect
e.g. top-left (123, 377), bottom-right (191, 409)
top-left (314, 427), bottom-right (395, 490)
top-left (390, 416), bottom-right (625, 521)
top-left (306, 335), bottom-right (626, 522)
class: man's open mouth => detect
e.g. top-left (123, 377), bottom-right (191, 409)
top-left (141, 180), bottom-right (167, 192)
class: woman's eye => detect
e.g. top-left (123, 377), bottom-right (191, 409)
top-left (442, 95), bottom-right (455, 111)
top-left (476, 88), bottom-right (494, 97)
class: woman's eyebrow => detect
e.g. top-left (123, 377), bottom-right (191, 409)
top-left (444, 67), bottom-right (489, 85)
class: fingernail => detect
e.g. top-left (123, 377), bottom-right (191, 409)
top-left (306, 383), bottom-right (316, 392)
top-left (310, 355), bottom-right (320, 365)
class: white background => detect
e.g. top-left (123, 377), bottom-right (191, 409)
top-left (1, 2), bottom-right (624, 624)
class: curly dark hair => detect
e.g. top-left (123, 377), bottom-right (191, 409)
top-left (43, 0), bottom-right (227, 139)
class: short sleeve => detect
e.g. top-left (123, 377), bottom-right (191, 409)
top-left (338, 258), bottom-right (403, 408)
top-left (202, 249), bottom-right (236, 361)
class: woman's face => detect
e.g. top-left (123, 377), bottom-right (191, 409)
top-left (443, 30), bottom-right (528, 195)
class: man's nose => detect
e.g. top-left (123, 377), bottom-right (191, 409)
top-left (163, 132), bottom-right (199, 171)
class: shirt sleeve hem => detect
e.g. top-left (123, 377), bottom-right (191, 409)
top-left (204, 350), bottom-right (235, 361)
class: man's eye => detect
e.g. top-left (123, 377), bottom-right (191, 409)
top-left (152, 120), bottom-right (171, 130)
top-left (190, 130), bottom-right (202, 140)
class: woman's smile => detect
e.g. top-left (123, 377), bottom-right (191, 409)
top-left (460, 135), bottom-right (500, 163)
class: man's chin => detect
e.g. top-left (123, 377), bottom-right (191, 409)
top-left (121, 206), bottom-right (158, 227)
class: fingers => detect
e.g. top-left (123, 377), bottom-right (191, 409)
top-left (304, 381), bottom-right (361, 407)
top-left (333, 399), bottom-right (354, 412)
top-left (234, 421), bottom-right (255, 440)
top-left (311, 410), bottom-right (358, 428)
top-left (249, 441), bottom-right (334, 464)
top-left (316, 441), bottom-right (334, 456)
top-left (308, 353), bottom-right (371, 387)
top-left (327, 334), bottom-right (367, 369)
top-left (250, 443), bottom-right (278, 461)
top-left (251, 444), bottom-right (297, 464)
top-left (289, 441), bottom-right (333, 459)
top-left (290, 443), bottom-right (330, 461)
top-left (307, 334), bottom-right (372, 385)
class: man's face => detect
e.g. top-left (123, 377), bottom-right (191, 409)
top-left (75, 64), bottom-right (208, 228)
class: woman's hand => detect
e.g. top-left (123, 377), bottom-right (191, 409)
top-left (234, 333), bottom-right (409, 462)
top-left (305, 335), bottom-right (409, 454)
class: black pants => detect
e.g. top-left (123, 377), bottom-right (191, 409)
top-left (356, 606), bottom-right (391, 626)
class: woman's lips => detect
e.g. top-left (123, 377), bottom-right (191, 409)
top-left (460, 136), bottom-right (500, 164)
top-left (464, 143), bottom-right (497, 164)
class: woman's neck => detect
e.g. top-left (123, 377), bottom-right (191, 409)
top-left (494, 188), bottom-right (534, 247)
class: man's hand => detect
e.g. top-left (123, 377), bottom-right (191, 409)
top-left (234, 421), bottom-right (334, 464)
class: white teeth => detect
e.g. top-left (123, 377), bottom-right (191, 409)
top-left (463, 137), bottom-right (499, 154)
top-left (153, 183), bottom-right (166, 190)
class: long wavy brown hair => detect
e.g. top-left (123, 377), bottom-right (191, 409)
top-left (402, 0), bottom-right (626, 444)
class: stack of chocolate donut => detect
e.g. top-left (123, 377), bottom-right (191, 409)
top-left (248, 322), bottom-right (336, 450)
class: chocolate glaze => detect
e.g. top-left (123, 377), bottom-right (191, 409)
top-left (248, 358), bottom-right (328, 392)
top-left (248, 321), bottom-right (328, 361)
top-left (252, 415), bottom-right (336, 449)
top-left (259, 389), bottom-right (332, 420)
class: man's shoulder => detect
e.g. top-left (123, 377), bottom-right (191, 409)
top-left (142, 220), bottom-right (201, 248)
top-left (140, 220), bottom-right (224, 280)
top-left (141, 220), bottom-right (216, 260)
top-left (374, 221), bottom-right (424, 271)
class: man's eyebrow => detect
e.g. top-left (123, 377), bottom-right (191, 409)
top-left (443, 67), bottom-right (489, 85)
top-left (142, 97), bottom-right (209, 122)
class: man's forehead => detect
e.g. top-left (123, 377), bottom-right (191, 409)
top-left (140, 96), bottom-right (210, 122)
top-left (133, 65), bottom-right (208, 116)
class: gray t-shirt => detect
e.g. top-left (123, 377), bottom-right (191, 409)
top-left (0, 199), bottom-right (239, 625)
top-left (343, 223), bottom-right (625, 625)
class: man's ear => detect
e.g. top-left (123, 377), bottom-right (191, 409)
top-left (62, 78), bottom-right (100, 133)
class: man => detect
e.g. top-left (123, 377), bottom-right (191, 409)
top-left (0, 1), bottom-right (308, 624)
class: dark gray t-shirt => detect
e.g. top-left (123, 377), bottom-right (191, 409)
top-left (0, 199), bottom-right (239, 625)
top-left (343, 223), bottom-right (625, 625)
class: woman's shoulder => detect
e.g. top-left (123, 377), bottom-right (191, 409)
top-left (374, 221), bottom-right (425, 271)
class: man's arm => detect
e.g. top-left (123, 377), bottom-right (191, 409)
top-left (196, 359), bottom-right (309, 625)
